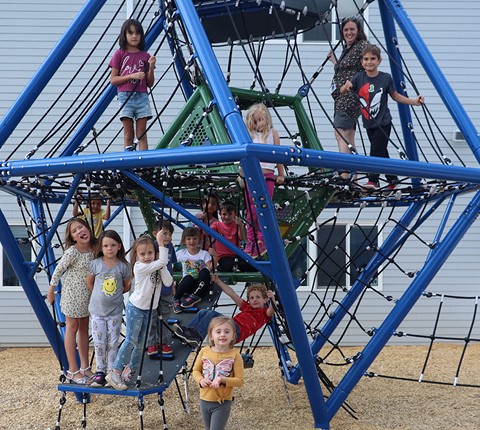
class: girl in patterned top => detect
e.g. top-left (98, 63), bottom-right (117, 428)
top-left (47, 217), bottom-right (97, 384)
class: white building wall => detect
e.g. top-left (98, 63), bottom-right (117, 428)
top-left (0, 0), bottom-right (479, 346)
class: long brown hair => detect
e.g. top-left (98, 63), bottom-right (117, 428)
top-left (64, 217), bottom-right (97, 249)
top-left (94, 230), bottom-right (128, 264)
top-left (118, 19), bottom-right (146, 51)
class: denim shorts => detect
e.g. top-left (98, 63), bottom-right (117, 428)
top-left (117, 91), bottom-right (152, 121)
top-left (333, 110), bottom-right (356, 130)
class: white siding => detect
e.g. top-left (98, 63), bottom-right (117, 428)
top-left (0, 0), bottom-right (479, 346)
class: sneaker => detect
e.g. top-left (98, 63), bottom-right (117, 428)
top-left (159, 343), bottom-right (173, 354)
top-left (105, 371), bottom-right (127, 391)
top-left (90, 371), bottom-right (107, 388)
top-left (173, 299), bottom-right (182, 313)
top-left (172, 323), bottom-right (202, 348)
top-left (363, 181), bottom-right (379, 190)
top-left (121, 365), bottom-right (135, 382)
top-left (181, 294), bottom-right (201, 308)
top-left (147, 345), bottom-right (158, 356)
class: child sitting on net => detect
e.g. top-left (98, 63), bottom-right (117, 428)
top-left (209, 200), bottom-right (256, 272)
top-left (173, 274), bottom-right (275, 348)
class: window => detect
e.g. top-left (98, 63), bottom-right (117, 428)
top-left (292, 223), bottom-right (381, 290)
top-left (2, 225), bottom-right (31, 287)
top-left (300, 2), bottom-right (366, 43)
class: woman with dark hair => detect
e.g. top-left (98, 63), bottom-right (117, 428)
top-left (328, 17), bottom-right (368, 181)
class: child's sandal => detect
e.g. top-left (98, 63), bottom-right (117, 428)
top-left (80, 366), bottom-right (95, 383)
top-left (66, 370), bottom-right (88, 385)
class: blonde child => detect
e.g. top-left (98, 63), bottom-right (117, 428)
top-left (173, 227), bottom-right (213, 313)
top-left (192, 316), bottom-right (244, 430)
top-left (244, 103), bottom-right (285, 257)
top-left (109, 18), bottom-right (156, 150)
top-left (47, 218), bottom-right (97, 384)
top-left (86, 230), bottom-right (131, 387)
top-left (105, 230), bottom-right (172, 390)
top-left (72, 193), bottom-right (110, 238)
top-left (173, 274), bottom-right (275, 348)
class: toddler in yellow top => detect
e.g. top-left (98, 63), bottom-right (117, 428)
top-left (192, 316), bottom-right (244, 430)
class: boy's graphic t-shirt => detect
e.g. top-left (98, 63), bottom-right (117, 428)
top-left (350, 71), bottom-right (396, 129)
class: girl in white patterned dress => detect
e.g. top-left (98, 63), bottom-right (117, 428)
top-left (47, 217), bottom-right (97, 384)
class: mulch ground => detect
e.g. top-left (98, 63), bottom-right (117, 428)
top-left (0, 344), bottom-right (479, 429)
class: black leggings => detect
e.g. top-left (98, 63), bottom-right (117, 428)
top-left (175, 268), bottom-right (211, 299)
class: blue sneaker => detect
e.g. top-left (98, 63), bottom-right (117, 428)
top-left (173, 299), bottom-right (182, 313)
top-left (181, 294), bottom-right (201, 308)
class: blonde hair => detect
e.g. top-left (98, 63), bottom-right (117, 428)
top-left (129, 235), bottom-right (155, 276)
top-left (245, 103), bottom-right (273, 143)
top-left (208, 316), bottom-right (237, 348)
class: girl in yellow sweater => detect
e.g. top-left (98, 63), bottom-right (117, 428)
top-left (192, 316), bottom-right (244, 430)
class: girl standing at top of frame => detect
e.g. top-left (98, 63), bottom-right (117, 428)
top-left (109, 19), bottom-right (156, 151)
top-left (243, 103), bottom-right (285, 257)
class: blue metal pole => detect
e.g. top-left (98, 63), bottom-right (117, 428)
top-left (2, 145), bottom-right (480, 185)
top-left (0, 0), bottom-right (108, 148)
top-left (381, 0), bottom-right (480, 162)
top-left (426, 194), bottom-right (456, 262)
top-left (29, 174), bottom-right (83, 278)
top-left (174, 0), bottom-right (251, 145)
top-left (0, 209), bottom-right (67, 364)
top-left (326, 190), bottom-right (480, 417)
top-left (379, 1), bottom-right (420, 164)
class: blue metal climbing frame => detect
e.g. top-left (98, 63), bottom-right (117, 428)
top-left (0, 1), bottom-right (480, 429)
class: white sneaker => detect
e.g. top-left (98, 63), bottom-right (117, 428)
top-left (121, 365), bottom-right (135, 382)
top-left (105, 371), bottom-right (127, 391)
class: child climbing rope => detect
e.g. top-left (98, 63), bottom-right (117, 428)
top-left (106, 230), bottom-right (172, 390)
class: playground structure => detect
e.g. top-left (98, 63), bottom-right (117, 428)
top-left (1, 1), bottom-right (480, 429)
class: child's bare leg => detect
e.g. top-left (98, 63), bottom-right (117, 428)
top-left (64, 317), bottom-right (81, 378)
top-left (136, 117), bottom-right (148, 150)
top-left (78, 316), bottom-right (93, 377)
top-left (122, 118), bottom-right (135, 149)
top-left (334, 128), bottom-right (356, 180)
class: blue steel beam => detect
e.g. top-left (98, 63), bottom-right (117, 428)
top-left (0, 0), bottom-right (108, 148)
top-left (168, 2), bottom-right (330, 427)
top-left (381, 0), bottom-right (480, 162)
top-left (0, 209), bottom-right (67, 365)
top-left (326, 190), bottom-right (480, 417)
top-left (1, 145), bottom-right (480, 185)
top-left (379, 1), bottom-right (420, 164)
